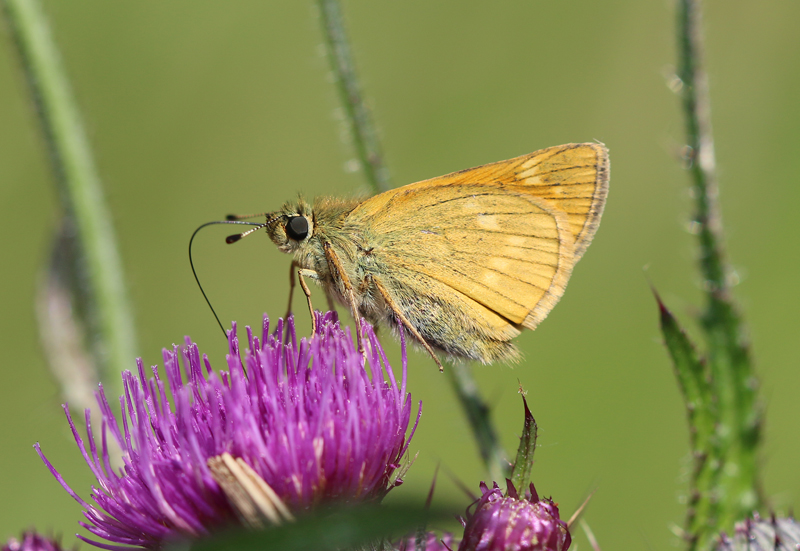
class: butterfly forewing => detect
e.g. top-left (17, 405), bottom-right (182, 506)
top-left (511, 143), bottom-right (608, 259)
top-left (375, 143), bottom-right (608, 261)
top-left (350, 184), bottom-right (576, 330)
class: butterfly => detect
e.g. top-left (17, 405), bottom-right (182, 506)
top-left (228, 143), bottom-right (609, 370)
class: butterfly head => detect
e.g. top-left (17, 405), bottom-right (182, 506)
top-left (265, 198), bottom-right (314, 254)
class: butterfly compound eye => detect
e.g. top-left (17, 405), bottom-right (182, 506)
top-left (285, 216), bottom-right (309, 241)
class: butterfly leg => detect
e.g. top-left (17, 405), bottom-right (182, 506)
top-left (296, 269), bottom-right (318, 335)
top-left (369, 274), bottom-right (444, 372)
top-left (293, 259), bottom-right (337, 316)
top-left (322, 242), bottom-right (366, 358)
top-left (285, 260), bottom-right (299, 321)
top-left (324, 291), bottom-right (337, 314)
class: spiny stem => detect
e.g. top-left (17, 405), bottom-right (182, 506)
top-left (315, 0), bottom-right (507, 482)
top-left (674, 0), bottom-right (762, 547)
top-left (677, 0), bottom-right (724, 295)
top-left (317, 0), bottom-right (392, 194)
top-left (3, 0), bottom-right (137, 392)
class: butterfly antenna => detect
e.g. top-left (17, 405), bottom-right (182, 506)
top-left (226, 212), bottom-right (269, 221)
top-left (189, 220), bottom-right (266, 338)
top-left (225, 222), bottom-right (268, 244)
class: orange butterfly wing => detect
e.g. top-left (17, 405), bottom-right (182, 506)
top-left (348, 143), bottom-right (608, 331)
top-left (422, 143), bottom-right (607, 259)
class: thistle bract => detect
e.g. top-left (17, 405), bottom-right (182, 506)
top-left (458, 481), bottom-right (570, 551)
top-left (36, 312), bottom-right (420, 550)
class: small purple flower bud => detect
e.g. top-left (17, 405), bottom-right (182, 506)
top-left (458, 481), bottom-right (571, 551)
top-left (716, 513), bottom-right (800, 550)
top-left (36, 313), bottom-right (420, 550)
top-left (3, 532), bottom-right (65, 551)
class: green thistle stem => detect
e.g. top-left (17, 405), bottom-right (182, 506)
top-left (672, 0), bottom-right (763, 547)
top-left (317, 0), bottom-right (392, 194)
top-left (3, 0), bottom-right (137, 392)
top-left (447, 363), bottom-right (509, 483)
top-left (315, 0), bottom-right (507, 481)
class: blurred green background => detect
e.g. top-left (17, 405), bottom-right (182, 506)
top-left (1, 1), bottom-right (799, 549)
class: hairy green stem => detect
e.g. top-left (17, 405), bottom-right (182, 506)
top-left (447, 363), bottom-right (509, 483)
top-left (315, 0), bottom-right (506, 482)
top-left (317, 0), bottom-right (392, 194)
top-left (3, 0), bottom-right (137, 391)
top-left (675, 0), bottom-right (762, 547)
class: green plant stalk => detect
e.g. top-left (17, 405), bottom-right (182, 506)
top-left (315, 0), bottom-right (507, 482)
top-left (447, 362), bottom-right (509, 483)
top-left (3, 0), bottom-right (137, 391)
top-left (317, 0), bottom-right (392, 194)
top-left (675, 0), bottom-right (762, 546)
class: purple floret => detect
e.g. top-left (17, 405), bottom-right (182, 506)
top-left (36, 312), bottom-right (420, 550)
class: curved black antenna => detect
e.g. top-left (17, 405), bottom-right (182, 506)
top-left (225, 223), bottom-right (268, 244)
top-left (189, 220), bottom-right (266, 338)
top-left (226, 212), bottom-right (268, 221)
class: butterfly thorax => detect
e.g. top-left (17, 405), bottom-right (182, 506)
top-left (292, 196), bottom-right (365, 279)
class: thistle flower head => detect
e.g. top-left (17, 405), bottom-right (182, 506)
top-left (457, 481), bottom-right (570, 551)
top-left (3, 533), bottom-right (65, 551)
top-left (716, 513), bottom-right (800, 551)
top-left (36, 313), bottom-right (420, 550)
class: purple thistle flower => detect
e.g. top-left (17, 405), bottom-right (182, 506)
top-left (458, 481), bottom-right (571, 551)
top-left (3, 533), bottom-right (66, 551)
top-left (716, 513), bottom-right (800, 550)
top-left (36, 312), bottom-right (420, 550)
